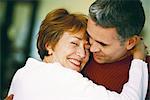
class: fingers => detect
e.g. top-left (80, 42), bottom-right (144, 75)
top-left (132, 39), bottom-right (146, 60)
top-left (139, 36), bottom-right (149, 55)
top-left (4, 94), bottom-right (14, 100)
top-left (132, 36), bottom-right (149, 60)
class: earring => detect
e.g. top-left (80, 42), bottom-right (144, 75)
top-left (48, 52), bottom-right (53, 56)
top-left (48, 49), bottom-right (53, 56)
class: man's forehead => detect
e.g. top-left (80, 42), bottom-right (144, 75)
top-left (88, 30), bottom-right (120, 45)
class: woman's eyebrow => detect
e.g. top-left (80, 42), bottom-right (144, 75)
top-left (72, 36), bottom-right (82, 40)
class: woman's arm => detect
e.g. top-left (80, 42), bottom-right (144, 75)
top-left (5, 39), bottom-right (148, 100)
top-left (102, 39), bottom-right (148, 100)
top-left (118, 39), bottom-right (148, 100)
top-left (81, 39), bottom-right (148, 100)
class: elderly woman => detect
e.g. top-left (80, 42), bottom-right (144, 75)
top-left (7, 8), bottom-right (148, 100)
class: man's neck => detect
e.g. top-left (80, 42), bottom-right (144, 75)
top-left (116, 51), bottom-right (132, 62)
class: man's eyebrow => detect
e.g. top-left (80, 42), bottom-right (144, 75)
top-left (90, 36), bottom-right (108, 45)
top-left (96, 40), bottom-right (107, 45)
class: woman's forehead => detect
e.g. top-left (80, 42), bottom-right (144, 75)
top-left (64, 31), bottom-right (88, 40)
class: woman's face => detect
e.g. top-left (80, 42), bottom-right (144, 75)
top-left (49, 30), bottom-right (90, 72)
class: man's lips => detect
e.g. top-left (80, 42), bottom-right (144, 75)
top-left (93, 53), bottom-right (104, 58)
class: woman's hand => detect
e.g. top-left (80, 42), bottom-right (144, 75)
top-left (132, 37), bottom-right (147, 60)
top-left (4, 94), bottom-right (14, 100)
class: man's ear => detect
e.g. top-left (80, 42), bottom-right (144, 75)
top-left (45, 42), bottom-right (53, 55)
top-left (125, 35), bottom-right (139, 50)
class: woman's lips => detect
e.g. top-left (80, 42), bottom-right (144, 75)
top-left (68, 58), bottom-right (81, 67)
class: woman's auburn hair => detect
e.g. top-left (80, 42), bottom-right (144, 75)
top-left (37, 8), bottom-right (88, 60)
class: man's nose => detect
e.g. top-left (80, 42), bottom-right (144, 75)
top-left (90, 43), bottom-right (100, 53)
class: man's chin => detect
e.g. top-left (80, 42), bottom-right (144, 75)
top-left (93, 57), bottom-right (106, 64)
top-left (93, 57), bottom-right (116, 64)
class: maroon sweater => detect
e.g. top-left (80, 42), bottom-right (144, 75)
top-left (82, 56), bottom-right (150, 100)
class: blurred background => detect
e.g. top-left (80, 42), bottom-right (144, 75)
top-left (0, 0), bottom-right (150, 99)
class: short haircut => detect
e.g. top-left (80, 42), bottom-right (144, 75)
top-left (89, 0), bottom-right (145, 42)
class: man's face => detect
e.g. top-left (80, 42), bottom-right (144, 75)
top-left (87, 18), bottom-right (129, 63)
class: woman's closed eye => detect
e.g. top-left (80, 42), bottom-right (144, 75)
top-left (71, 42), bottom-right (79, 46)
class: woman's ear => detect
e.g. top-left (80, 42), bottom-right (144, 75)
top-left (45, 42), bottom-right (53, 55)
top-left (126, 35), bottom-right (140, 50)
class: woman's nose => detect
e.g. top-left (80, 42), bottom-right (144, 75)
top-left (77, 47), bottom-right (86, 59)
